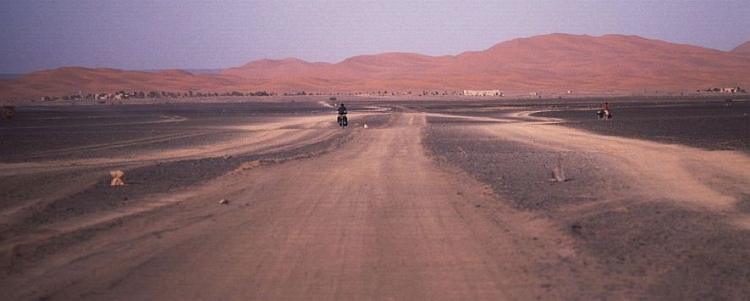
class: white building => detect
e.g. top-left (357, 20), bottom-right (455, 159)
top-left (463, 90), bottom-right (503, 96)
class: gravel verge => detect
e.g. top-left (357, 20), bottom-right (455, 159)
top-left (422, 100), bottom-right (750, 300)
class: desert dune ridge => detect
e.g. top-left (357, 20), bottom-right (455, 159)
top-left (1, 33), bottom-right (748, 102)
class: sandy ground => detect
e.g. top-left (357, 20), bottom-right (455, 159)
top-left (1, 99), bottom-right (749, 300)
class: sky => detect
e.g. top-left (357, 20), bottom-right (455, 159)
top-left (1, 0), bottom-right (748, 74)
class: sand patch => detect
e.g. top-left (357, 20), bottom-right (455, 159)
top-left (468, 114), bottom-right (750, 212)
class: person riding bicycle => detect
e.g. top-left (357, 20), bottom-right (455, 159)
top-left (337, 103), bottom-right (348, 126)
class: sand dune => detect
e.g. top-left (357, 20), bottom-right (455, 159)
top-left (2, 33), bottom-right (748, 100)
top-left (731, 41), bottom-right (750, 54)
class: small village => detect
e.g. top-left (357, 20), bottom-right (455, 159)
top-left (23, 86), bottom-right (746, 104)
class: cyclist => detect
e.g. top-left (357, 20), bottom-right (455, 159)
top-left (337, 103), bottom-right (348, 127)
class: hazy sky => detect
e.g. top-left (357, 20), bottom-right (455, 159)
top-left (1, 0), bottom-right (748, 74)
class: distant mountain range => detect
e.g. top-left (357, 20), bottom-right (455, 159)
top-left (2, 33), bottom-right (749, 100)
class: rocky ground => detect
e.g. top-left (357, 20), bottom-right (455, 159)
top-left (421, 98), bottom-right (750, 299)
top-left (1, 97), bottom-right (749, 300)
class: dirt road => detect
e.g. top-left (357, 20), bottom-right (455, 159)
top-left (1, 109), bottom-right (603, 300)
top-left (3, 101), bottom-right (750, 300)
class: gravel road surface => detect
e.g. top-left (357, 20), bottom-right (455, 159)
top-left (1, 98), bottom-right (749, 300)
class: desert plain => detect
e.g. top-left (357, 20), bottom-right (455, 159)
top-left (0, 95), bottom-right (749, 300)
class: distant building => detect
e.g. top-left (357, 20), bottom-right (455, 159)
top-left (463, 90), bottom-right (503, 96)
top-left (721, 87), bottom-right (741, 93)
